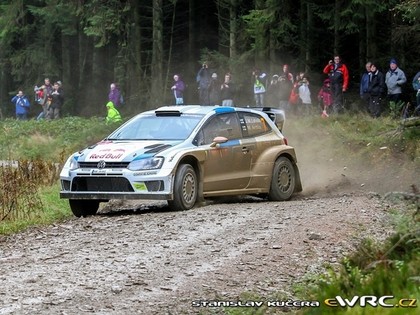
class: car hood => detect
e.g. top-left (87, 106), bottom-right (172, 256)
top-left (76, 140), bottom-right (183, 162)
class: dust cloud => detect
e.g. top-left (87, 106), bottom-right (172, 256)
top-left (283, 117), bottom-right (419, 196)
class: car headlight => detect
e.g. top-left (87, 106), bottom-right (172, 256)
top-left (69, 157), bottom-right (79, 170)
top-left (128, 157), bottom-right (164, 171)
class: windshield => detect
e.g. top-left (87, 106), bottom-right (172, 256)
top-left (107, 114), bottom-right (203, 140)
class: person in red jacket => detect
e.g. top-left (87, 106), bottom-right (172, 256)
top-left (323, 55), bottom-right (349, 114)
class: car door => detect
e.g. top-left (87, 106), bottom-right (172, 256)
top-left (197, 112), bottom-right (253, 192)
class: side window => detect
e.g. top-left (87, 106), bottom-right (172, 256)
top-left (239, 112), bottom-right (271, 137)
top-left (194, 113), bottom-right (242, 145)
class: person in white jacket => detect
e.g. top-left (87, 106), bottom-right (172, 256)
top-left (385, 58), bottom-right (406, 107)
top-left (298, 77), bottom-right (312, 115)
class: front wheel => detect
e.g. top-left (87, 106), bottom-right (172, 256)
top-left (168, 164), bottom-right (198, 211)
top-left (69, 199), bottom-right (100, 217)
top-left (268, 156), bottom-right (296, 201)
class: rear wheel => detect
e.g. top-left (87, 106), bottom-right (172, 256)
top-left (268, 156), bottom-right (296, 201)
top-left (69, 199), bottom-right (100, 217)
top-left (168, 164), bottom-right (198, 211)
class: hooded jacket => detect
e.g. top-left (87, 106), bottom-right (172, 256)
top-left (106, 101), bottom-right (122, 124)
top-left (385, 66), bottom-right (407, 95)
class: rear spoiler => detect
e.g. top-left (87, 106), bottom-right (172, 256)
top-left (250, 107), bottom-right (285, 132)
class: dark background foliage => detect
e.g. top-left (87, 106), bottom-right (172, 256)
top-left (0, 0), bottom-right (419, 118)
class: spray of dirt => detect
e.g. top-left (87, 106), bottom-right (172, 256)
top-left (284, 117), bottom-right (419, 197)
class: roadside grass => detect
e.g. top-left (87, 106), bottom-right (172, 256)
top-left (0, 184), bottom-right (71, 235)
top-left (0, 117), bottom-right (117, 234)
top-left (294, 203), bottom-right (419, 315)
top-left (0, 116), bottom-right (118, 160)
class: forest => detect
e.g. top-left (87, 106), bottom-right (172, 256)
top-left (0, 0), bottom-right (419, 118)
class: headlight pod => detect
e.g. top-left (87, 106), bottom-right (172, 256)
top-left (128, 157), bottom-right (164, 171)
top-left (69, 157), bottom-right (80, 170)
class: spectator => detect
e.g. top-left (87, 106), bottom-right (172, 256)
top-left (47, 82), bottom-right (64, 119)
top-left (105, 101), bottom-right (122, 124)
top-left (34, 77), bottom-right (53, 120)
top-left (318, 78), bottom-right (333, 117)
top-left (11, 90), bottom-right (30, 120)
top-left (253, 70), bottom-right (267, 106)
top-left (196, 62), bottom-right (211, 105)
top-left (385, 58), bottom-right (406, 109)
top-left (367, 62), bottom-right (385, 118)
top-left (360, 61), bottom-right (372, 112)
top-left (323, 55), bottom-right (349, 114)
top-left (208, 73), bottom-right (221, 105)
top-left (267, 74), bottom-right (281, 108)
top-left (298, 77), bottom-right (312, 115)
top-left (34, 85), bottom-right (45, 120)
top-left (220, 73), bottom-right (235, 106)
top-left (171, 74), bottom-right (185, 105)
top-left (108, 83), bottom-right (121, 107)
top-left (278, 64), bottom-right (294, 110)
top-left (412, 71), bottom-right (420, 116)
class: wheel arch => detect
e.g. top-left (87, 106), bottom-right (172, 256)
top-left (176, 155), bottom-right (204, 201)
top-left (275, 152), bottom-right (303, 193)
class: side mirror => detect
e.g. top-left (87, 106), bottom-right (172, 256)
top-left (210, 136), bottom-right (228, 147)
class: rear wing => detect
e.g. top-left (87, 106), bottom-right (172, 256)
top-left (250, 107), bottom-right (285, 132)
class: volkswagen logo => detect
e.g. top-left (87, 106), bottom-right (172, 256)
top-left (97, 160), bottom-right (106, 169)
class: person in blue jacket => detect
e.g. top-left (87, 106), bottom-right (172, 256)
top-left (11, 90), bottom-right (30, 120)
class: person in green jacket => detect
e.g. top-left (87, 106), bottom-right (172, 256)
top-left (105, 101), bottom-right (122, 124)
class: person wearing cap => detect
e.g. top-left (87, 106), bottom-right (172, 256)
top-left (385, 58), bottom-right (406, 108)
top-left (367, 62), bottom-right (385, 118)
top-left (208, 72), bottom-right (221, 105)
top-left (323, 55), bottom-right (349, 114)
top-left (171, 74), bottom-right (185, 105)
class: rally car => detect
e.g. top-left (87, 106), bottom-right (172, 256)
top-left (60, 105), bottom-right (302, 217)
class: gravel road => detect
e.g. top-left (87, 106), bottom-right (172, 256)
top-left (0, 192), bottom-right (396, 315)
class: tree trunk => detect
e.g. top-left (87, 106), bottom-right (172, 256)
top-left (333, 0), bottom-right (341, 54)
top-left (254, 0), bottom-right (267, 66)
top-left (151, 0), bottom-right (164, 108)
top-left (229, 0), bottom-right (237, 59)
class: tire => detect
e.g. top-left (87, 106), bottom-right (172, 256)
top-left (69, 199), bottom-right (100, 217)
top-left (268, 156), bottom-right (296, 201)
top-left (168, 164), bottom-right (198, 211)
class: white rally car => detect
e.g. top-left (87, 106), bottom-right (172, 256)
top-left (60, 105), bottom-right (302, 217)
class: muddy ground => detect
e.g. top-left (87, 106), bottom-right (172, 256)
top-left (0, 120), bottom-right (418, 315)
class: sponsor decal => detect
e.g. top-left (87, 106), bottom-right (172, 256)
top-left (133, 182), bottom-right (148, 191)
top-left (89, 153), bottom-right (124, 160)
